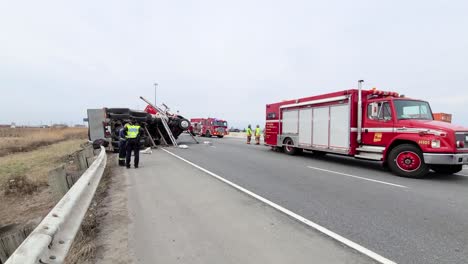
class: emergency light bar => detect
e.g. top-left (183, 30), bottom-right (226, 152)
top-left (371, 88), bottom-right (399, 97)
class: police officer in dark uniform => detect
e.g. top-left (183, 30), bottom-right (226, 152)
top-left (117, 122), bottom-right (128, 166)
top-left (124, 119), bottom-right (143, 168)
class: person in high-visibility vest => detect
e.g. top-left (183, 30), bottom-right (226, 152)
top-left (124, 119), bottom-right (143, 168)
top-left (255, 125), bottom-right (262, 145)
top-left (246, 124), bottom-right (252, 144)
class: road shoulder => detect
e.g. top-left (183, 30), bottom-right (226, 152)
top-left (125, 149), bottom-right (377, 264)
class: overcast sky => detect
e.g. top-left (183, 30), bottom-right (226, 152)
top-left (1, 0), bottom-right (467, 128)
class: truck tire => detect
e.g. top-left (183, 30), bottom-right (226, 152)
top-left (108, 113), bottom-right (130, 120)
top-left (430, 165), bottom-right (463, 175)
top-left (284, 138), bottom-right (299, 155)
top-left (130, 111), bottom-right (150, 118)
top-left (178, 119), bottom-right (190, 130)
top-left (130, 116), bottom-right (148, 122)
top-left (107, 108), bottom-right (130, 115)
top-left (387, 144), bottom-right (429, 178)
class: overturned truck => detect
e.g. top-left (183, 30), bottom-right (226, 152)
top-left (87, 107), bottom-right (190, 151)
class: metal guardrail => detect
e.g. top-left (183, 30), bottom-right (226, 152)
top-left (5, 146), bottom-right (107, 264)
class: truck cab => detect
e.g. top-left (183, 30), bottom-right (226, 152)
top-left (360, 96), bottom-right (468, 177)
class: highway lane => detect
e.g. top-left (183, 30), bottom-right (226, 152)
top-left (169, 134), bottom-right (468, 264)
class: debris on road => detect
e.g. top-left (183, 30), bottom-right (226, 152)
top-left (140, 147), bottom-right (152, 154)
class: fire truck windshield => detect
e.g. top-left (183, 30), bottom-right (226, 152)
top-left (394, 100), bottom-right (433, 120)
top-left (214, 121), bottom-right (227, 127)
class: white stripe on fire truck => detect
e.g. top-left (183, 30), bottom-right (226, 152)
top-left (350, 127), bottom-right (445, 135)
top-left (279, 95), bottom-right (349, 109)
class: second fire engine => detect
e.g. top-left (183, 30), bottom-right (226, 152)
top-left (190, 118), bottom-right (229, 138)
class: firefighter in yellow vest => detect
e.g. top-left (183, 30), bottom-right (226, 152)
top-left (124, 119), bottom-right (143, 168)
top-left (246, 124), bottom-right (252, 144)
top-left (255, 125), bottom-right (262, 145)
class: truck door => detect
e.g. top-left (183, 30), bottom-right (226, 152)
top-left (362, 101), bottom-right (394, 146)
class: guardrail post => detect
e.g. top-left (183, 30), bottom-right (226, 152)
top-left (47, 165), bottom-right (68, 201)
top-left (0, 222), bottom-right (37, 264)
top-left (74, 151), bottom-right (87, 172)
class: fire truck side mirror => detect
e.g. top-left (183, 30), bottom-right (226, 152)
top-left (370, 102), bottom-right (379, 119)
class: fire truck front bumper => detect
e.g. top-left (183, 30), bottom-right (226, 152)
top-left (423, 153), bottom-right (468, 165)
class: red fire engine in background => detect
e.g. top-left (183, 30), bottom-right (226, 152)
top-left (265, 80), bottom-right (468, 178)
top-left (190, 118), bottom-right (229, 138)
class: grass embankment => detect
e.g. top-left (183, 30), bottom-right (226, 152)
top-left (0, 139), bottom-right (87, 185)
top-left (0, 128), bottom-right (88, 226)
top-left (0, 127), bottom-right (87, 157)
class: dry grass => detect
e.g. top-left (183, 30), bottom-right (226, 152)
top-left (0, 139), bottom-right (87, 189)
top-left (0, 139), bottom-right (88, 227)
top-left (0, 127), bottom-right (87, 157)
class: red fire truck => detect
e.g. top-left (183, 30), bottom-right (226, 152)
top-left (265, 80), bottom-right (468, 178)
top-left (190, 118), bottom-right (229, 138)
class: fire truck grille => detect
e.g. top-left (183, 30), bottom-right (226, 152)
top-left (217, 127), bottom-right (225, 133)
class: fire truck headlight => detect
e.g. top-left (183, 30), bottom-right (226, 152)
top-left (431, 140), bottom-right (441, 148)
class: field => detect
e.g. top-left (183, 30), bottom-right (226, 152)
top-left (0, 127), bottom-right (87, 157)
top-left (0, 128), bottom-right (88, 226)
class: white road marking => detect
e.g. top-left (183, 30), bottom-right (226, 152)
top-left (455, 174), bottom-right (468, 177)
top-left (307, 166), bottom-right (408, 188)
top-left (162, 148), bottom-right (397, 264)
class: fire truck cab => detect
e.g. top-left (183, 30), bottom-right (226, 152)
top-left (190, 118), bottom-right (229, 138)
top-left (265, 82), bottom-right (468, 178)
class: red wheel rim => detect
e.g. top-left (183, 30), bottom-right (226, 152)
top-left (395, 151), bottom-right (421, 172)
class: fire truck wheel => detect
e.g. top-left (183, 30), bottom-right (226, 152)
top-left (217, 135), bottom-right (224, 138)
top-left (205, 131), bottom-right (211, 137)
top-left (430, 164), bottom-right (463, 175)
top-left (283, 138), bottom-right (298, 155)
top-left (388, 144), bottom-right (429, 178)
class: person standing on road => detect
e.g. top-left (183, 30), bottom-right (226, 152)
top-left (125, 119), bottom-right (143, 169)
top-left (255, 125), bottom-right (262, 145)
top-left (246, 124), bottom-right (252, 144)
top-left (117, 122), bottom-right (127, 166)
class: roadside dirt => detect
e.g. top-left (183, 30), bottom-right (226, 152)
top-left (65, 156), bottom-right (115, 264)
top-left (93, 156), bottom-right (134, 264)
top-left (66, 155), bottom-right (133, 264)
top-left (0, 186), bottom-right (54, 226)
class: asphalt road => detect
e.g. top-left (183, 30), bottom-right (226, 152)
top-left (125, 145), bottom-right (376, 264)
top-left (165, 134), bottom-right (468, 264)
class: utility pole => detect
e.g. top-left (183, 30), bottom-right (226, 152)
top-left (154, 83), bottom-right (158, 106)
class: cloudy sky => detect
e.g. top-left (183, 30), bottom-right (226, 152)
top-left (1, 0), bottom-right (467, 128)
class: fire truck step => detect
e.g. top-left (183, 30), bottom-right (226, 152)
top-left (356, 146), bottom-right (385, 153)
top-left (355, 153), bottom-right (383, 161)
